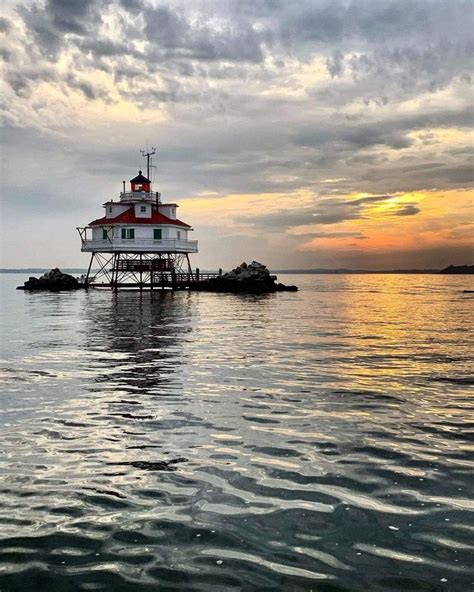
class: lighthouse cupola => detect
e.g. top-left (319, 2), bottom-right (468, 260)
top-left (130, 171), bottom-right (151, 193)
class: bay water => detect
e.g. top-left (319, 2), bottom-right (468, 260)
top-left (0, 273), bottom-right (473, 591)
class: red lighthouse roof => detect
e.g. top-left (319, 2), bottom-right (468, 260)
top-left (89, 207), bottom-right (191, 228)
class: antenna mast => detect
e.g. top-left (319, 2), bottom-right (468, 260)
top-left (140, 147), bottom-right (156, 181)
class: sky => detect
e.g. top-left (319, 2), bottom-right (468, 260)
top-left (0, 0), bottom-right (473, 270)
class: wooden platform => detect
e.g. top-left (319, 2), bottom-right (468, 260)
top-left (87, 272), bottom-right (221, 290)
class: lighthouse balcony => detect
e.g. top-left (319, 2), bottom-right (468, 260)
top-left (79, 237), bottom-right (198, 253)
top-left (119, 191), bottom-right (159, 203)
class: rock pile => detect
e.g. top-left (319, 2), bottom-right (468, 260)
top-left (17, 268), bottom-right (85, 291)
top-left (196, 261), bottom-right (298, 293)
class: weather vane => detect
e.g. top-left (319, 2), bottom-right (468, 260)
top-left (140, 147), bottom-right (156, 180)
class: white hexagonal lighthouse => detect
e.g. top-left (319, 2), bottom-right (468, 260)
top-left (77, 154), bottom-right (198, 289)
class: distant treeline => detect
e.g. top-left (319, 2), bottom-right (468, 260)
top-left (2, 264), bottom-right (473, 275)
top-left (274, 265), bottom-right (474, 275)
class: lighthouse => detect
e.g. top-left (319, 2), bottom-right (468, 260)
top-left (77, 157), bottom-right (198, 289)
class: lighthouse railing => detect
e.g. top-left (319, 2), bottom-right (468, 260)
top-left (79, 237), bottom-right (198, 253)
top-left (119, 191), bottom-right (160, 203)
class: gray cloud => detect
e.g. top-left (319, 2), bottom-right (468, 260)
top-left (349, 194), bottom-right (393, 206)
top-left (0, 17), bottom-right (12, 33)
top-left (297, 124), bottom-right (413, 151)
top-left (6, 66), bottom-right (57, 97)
top-left (294, 230), bottom-right (367, 240)
top-left (143, 5), bottom-right (267, 63)
top-left (394, 204), bottom-right (420, 216)
top-left (76, 38), bottom-right (143, 59)
top-left (238, 208), bottom-right (316, 231)
top-left (18, 0), bottom-right (103, 58)
top-left (326, 49), bottom-right (345, 77)
top-left (239, 194), bottom-right (401, 231)
top-left (60, 73), bottom-right (111, 101)
top-left (6, 0), bottom-right (473, 116)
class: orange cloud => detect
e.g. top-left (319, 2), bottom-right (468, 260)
top-left (298, 188), bottom-right (472, 255)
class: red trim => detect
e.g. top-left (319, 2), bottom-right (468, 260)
top-left (89, 207), bottom-right (191, 228)
top-left (131, 182), bottom-right (150, 192)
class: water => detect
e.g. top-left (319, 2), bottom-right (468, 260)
top-left (0, 273), bottom-right (473, 591)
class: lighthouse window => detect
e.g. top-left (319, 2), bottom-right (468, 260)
top-left (140, 206), bottom-right (146, 213)
top-left (177, 231), bottom-right (181, 240)
top-left (102, 229), bottom-right (108, 240)
top-left (153, 229), bottom-right (162, 240)
top-left (108, 206), bottom-right (112, 213)
top-left (121, 228), bottom-right (135, 239)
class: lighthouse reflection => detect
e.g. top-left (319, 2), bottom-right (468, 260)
top-left (81, 290), bottom-right (195, 400)
top-left (77, 290), bottom-right (203, 474)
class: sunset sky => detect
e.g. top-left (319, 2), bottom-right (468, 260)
top-left (1, 0), bottom-right (472, 270)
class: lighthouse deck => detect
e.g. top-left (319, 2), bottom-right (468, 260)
top-left (80, 237), bottom-right (198, 253)
top-left (88, 272), bottom-right (221, 290)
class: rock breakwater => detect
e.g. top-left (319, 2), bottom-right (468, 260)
top-left (195, 261), bottom-right (297, 294)
top-left (17, 268), bottom-right (85, 291)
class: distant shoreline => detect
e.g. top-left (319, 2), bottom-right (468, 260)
top-left (274, 265), bottom-right (474, 275)
top-left (2, 265), bottom-right (473, 275)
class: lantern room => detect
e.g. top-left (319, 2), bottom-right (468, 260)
top-left (130, 171), bottom-right (151, 192)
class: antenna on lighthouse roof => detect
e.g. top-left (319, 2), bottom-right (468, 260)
top-left (140, 147), bottom-right (156, 181)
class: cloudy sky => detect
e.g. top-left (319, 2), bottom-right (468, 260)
top-left (1, 0), bottom-right (473, 269)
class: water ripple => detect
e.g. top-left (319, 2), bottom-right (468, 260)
top-left (0, 273), bottom-right (473, 591)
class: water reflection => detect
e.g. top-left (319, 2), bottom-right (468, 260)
top-left (0, 274), bottom-right (472, 591)
top-left (82, 291), bottom-right (193, 395)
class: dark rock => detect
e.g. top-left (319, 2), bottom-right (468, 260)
top-left (17, 268), bottom-right (85, 291)
top-left (194, 261), bottom-right (298, 293)
top-left (276, 282), bottom-right (298, 292)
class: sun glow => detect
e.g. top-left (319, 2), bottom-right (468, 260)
top-left (294, 188), bottom-right (473, 256)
